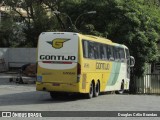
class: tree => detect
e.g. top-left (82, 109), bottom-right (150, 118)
top-left (1, 0), bottom-right (160, 77)
top-left (2, 0), bottom-right (62, 47)
top-left (106, 0), bottom-right (160, 77)
top-left (0, 14), bottom-right (13, 47)
top-left (60, 0), bottom-right (160, 77)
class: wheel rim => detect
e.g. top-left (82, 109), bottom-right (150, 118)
top-left (94, 82), bottom-right (99, 97)
top-left (89, 83), bottom-right (93, 97)
top-left (119, 82), bottom-right (124, 93)
top-left (96, 82), bottom-right (99, 94)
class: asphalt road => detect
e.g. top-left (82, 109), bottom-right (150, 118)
top-left (0, 77), bottom-right (160, 120)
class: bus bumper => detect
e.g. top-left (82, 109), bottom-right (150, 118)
top-left (36, 82), bottom-right (81, 93)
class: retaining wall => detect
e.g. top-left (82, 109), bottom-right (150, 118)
top-left (0, 48), bottom-right (36, 70)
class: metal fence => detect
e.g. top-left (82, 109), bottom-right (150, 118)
top-left (131, 74), bottom-right (160, 94)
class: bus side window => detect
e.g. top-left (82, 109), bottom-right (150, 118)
top-left (125, 48), bottom-right (130, 64)
top-left (114, 47), bottom-right (120, 62)
top-left (88, 42), bottom-right (95, 59)
top-left (104, 45), bottom-right (109, 60)
top-left (106, 46), bottom-right (110, 60)
top-left (125, 48), bottom-right (130, 58)
top-left (103, 45), bottom-right (108, 60)
top-left (119, 48), bottom-right (125, 62)
top-left (94, 43), bottom-right (100, 59)
top-left (100, 44), bottom-right (106, 59)
top-left (113, 47), bottom-right (116, 61)
top-left (82, 40), bottom-right (89, 58)
top-left (107, 46), bottom-right (114, 61)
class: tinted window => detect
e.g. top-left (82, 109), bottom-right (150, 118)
top-left (113, 47), bottom-right (120, 61)
top-left (119, 48), bottom-right (125, 62)
top-left (99, 44), bottom-right (106, 59)
top-left (88, 42), bottom-right (95, 59)
top-left (107, 46), bottom-right (114, 61)
top-left (93, 43), bottom-right (100, 59)
top-left (82, 39), bottom-right (126, 62)
top-left (82, 40), bottom-right (88, 58)
top-left (125, 48), bottom-right (130, 58)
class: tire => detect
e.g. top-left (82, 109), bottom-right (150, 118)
top-left (9, 78), bottom-right (13, 82)
top-left (19, 77), bottom-right (24, 84)
top-left (50, 92), bottom-right (59, 99)
top-left (86, 82), bottom-right (94, 99)
top-left (115, 81), bottom-right (124, 94)
top-left (94, 81), bottom-right (100, 97)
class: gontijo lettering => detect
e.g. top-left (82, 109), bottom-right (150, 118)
top-left (96, 62), bottom-right (110, 70)
top-left (40, 55), bottom-right (76, 61)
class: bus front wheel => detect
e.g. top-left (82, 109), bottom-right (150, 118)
top-left (115, 80), bottom-right (124, 94)
top-left (86, 82), bottom-right (94, 99)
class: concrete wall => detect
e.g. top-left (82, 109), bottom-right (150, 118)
top-left (0, 48), bottom-right (36, 69)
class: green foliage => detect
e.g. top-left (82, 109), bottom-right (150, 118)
top-left (23, 2), bottom-right (58, 46)
top-left (0, 16), bottom-right (13, 47)
top-left (1, 0), bottom-right (160, 76)
top-left (0, 12), bottom-right (25, 47)
top-left (60, 0), bottom-right (160, 76)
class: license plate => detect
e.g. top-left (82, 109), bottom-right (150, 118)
top-left (52, 83), bottom-right (60, 86)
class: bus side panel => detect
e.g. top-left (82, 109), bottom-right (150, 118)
top-left (105, 62), bottom-right (128, 91)
top-left (79, 59), bottom-right (113, 93)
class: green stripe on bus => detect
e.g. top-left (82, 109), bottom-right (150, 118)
top-left (107, 62), bottom-right (121, 86)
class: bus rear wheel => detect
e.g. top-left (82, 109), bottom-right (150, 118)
top-left (94, 81), bottom-right (100, 97)
top-left (86, 82), bottom-right (94, 99)
top-left (50, 92), bottom-right (59, 99)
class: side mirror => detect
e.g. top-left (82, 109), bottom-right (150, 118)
top-left (129, 56), bottom-right (135, 67)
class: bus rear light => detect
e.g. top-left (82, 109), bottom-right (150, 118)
top-left (77, 63), bottom-right (81, 75)
top-left (77, 75), bottom-right (81, 82)
top-left (63, 62), bottom-right (72, 64)
top-left (42, 61), bottom-right (72, 64)
top-left (77, 63), bottom-right (81, 82)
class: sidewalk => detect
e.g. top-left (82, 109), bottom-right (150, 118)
top-left (0, 72), bottom-right (36, 84)
top-left (0, 72), bottom-right (18, 79)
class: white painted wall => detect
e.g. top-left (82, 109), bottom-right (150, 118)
top-left (0, 48), bottom-right (36, 69)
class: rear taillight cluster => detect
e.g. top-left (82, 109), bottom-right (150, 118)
top-left (77, 63), bottom-right (81, 75)
top-left (77, 63), bottom-right (81, 82)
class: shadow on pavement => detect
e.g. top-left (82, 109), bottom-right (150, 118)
top-left (0, 91), bottom-right (89, 106)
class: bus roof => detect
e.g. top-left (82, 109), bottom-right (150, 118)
top-left (77, 33), bottom-right (128, 48)
top-left (40, 32), bottom-right (128, 49)
top-left (84, 35), bottom-right (112, 42)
